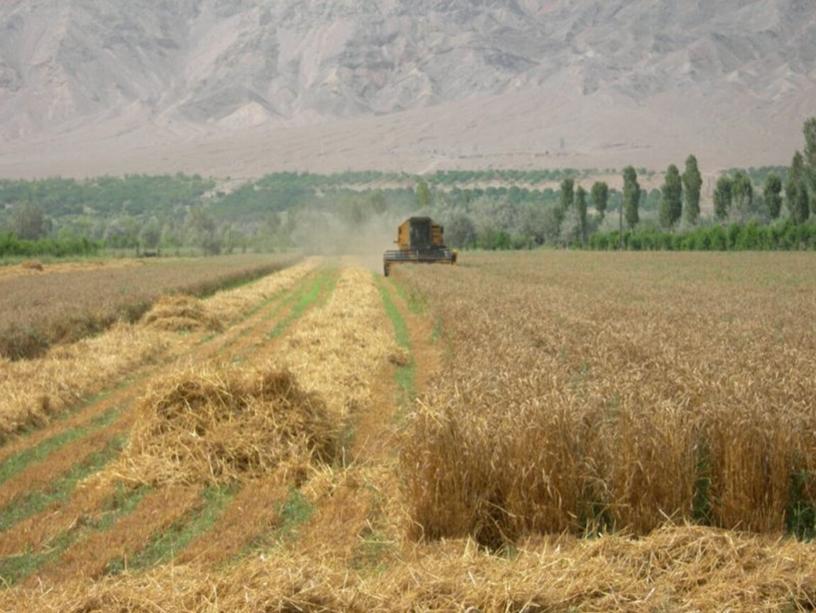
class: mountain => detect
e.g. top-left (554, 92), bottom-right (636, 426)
top-left (1, 0), bottom-right (815, 178)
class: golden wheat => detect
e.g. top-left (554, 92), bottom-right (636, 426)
top-left (399, 251), bottom-right (816, 541)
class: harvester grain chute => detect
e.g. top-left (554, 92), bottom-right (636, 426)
top-left (383, 217), bottom-right (457, 277)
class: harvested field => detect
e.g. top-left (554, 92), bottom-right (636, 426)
top-left (1, 253), bottom-right (815, 611)
top-left (4, 526), bottom-right (816, 611)
top-left (204, 257), bottom-right (319, 319)
top-left (282, 266), bottom-right (397, 418)
top-left (0, 325), bottom-right (169, 442)
top-left (0, 254), bottom-right (296, 359)
top-left (0, 260), bottom-right (314, 442)
top-left (117, 367), bottom-right (335, 486)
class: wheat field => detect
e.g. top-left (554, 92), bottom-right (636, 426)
top-left (0, 252), bottom-right (814, 611)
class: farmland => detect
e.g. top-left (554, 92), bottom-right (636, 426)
top-left (0, 252), bottom-right (815, 611)
top-left (0, 254), bottom-right (296, 360)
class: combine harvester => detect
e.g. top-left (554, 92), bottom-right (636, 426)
top-left (383, 217), bottom-right (457, 277)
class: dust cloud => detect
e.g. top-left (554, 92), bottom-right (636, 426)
top-left (288, 209), bottom-right (409, 274)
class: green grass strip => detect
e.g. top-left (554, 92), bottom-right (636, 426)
top-left (0, 404), bottom-right (123, 488)
top-left (267, 268), bottom-right (339, 339)
top-left (216, 281), bottom-right (303, 353)
top-left (0, 483), bottom-right (149, 586)
top-left (391, 278), bottom-right (426, 315)
top-left (375, 275), bottom-right (416, 402)
top-left (107, 484), bottom-right (236, 573)
top-left (273, 488), bottom-right (314, 543)
top-left (377, 278), bottom-right (410, 350)
top-left (0, 436), bottom-right (126, 533)
top-left (235, 488), bottom-right (314, 561)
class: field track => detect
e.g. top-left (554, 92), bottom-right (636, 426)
top-left (1, 253), bottom-right (816, 611)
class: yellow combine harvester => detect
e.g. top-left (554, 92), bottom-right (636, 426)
top-left (383, 217), bottom-right (457, 276)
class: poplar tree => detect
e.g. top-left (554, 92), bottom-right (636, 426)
top-left (786, 152), bottom-right (810, 224)
top-left (805, 118), bottom-right (816, 213)
top-left (11, 202), bottom-right (47, 240)
top-left (682, 155), bottom-right (702, 224)
top-left (576, 185), bottom-right (588, 245)
top-left (416, 180), bottom-right (432, 209)
top-left (591, 181), bottom-right (609, 220)
top-left (659, 164), bottom-right (683, 228)
top-left (560, 178), bottom-right (575, 211)
top-left (732, 172), bottom-right (754, 217)
top-left (622, 166), bottom-right (640, 229)
top-left (713, 176), bottom-right (732, 220)
top-left (764, 174), bottom-right (783, 220)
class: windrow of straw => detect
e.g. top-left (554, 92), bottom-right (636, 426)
top-left (398, 252), bottom-right (816, 544)
top-left (139, 259), bottom-right (319, 334)
top-left (0, 261), bottom-right (315, 441)
top-left (113, 366), bottom-right (337, 486)
top-left (3, 525), bottom-right (814, 612)
top-left (204, 258), bottom-right (319, 321)
top-left (282, 266), bottom-right (397, 419)
top-left (140, 295), bottom-right (223, 333)
top-left (0, 325), bottom-right (170, 443)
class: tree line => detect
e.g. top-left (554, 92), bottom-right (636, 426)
top-left (0, 233), bottom-right (102, 258)
top-left (581, 118), bottom-right (816, 250)
top-left (2, 119), bottom-right (815, 257)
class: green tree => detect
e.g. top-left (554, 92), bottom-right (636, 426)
top-left (445, 212), bottom-right (477, 248)
top-left (11, 201), bottom-right (47, 240)
top-left (560, 178), bottom-right (575, 211)
top-left (160, 223), bottom-right (182, 254)
top-left (591, 181), bottom-right (609, 220)
top-left (786, 152), bottom-right (810, 224)
top-left (805, 117), bottom-right (816, 213)
top-left (623, 166), bottom-right (641, 229)
top-left (732, 172), bottom-right (754, 217)
top-left (659, 164), bottom-right (683, 228)
top-left (682, 155), bottom-right (702, 224)
top-left (416, 180), bottom-right (432, 209)
top-left (713, 176), bottom-right (732, 220)
top-left (576, 185), bottom-right (588, 245)
top-left (187, 207), bottom-right (221, 255)
top-left (138, 217), bottom-right (161, 252)
top-left (763, 173), bottom-right (783, 219)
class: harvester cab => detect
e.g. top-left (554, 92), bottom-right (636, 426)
top-left (383, 217), bottom-right (457, 276)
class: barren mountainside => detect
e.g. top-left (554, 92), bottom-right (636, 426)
top-left (1, 0), bottom-right (815, 177)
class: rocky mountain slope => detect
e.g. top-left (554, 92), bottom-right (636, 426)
top-left (1, 0), bottom-right (815, 177)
